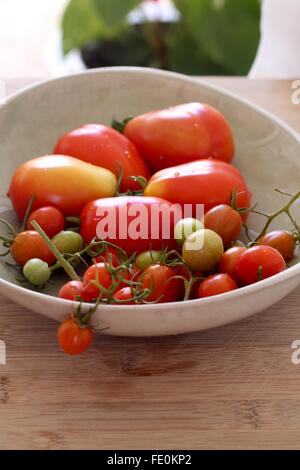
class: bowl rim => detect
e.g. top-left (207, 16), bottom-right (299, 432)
top-left (1, 66), bottom-right (300, 312)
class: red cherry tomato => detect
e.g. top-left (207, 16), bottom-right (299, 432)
top-left (59, 281), bottom-right (84, 301)
top-left (258, 230), bottom-right (296, 261)
top-left (11, 231), bottom-right (56, 266)
top-left (80, 196), bottom-right (181, 254)
top-left (236, 245), bottom-right (286, 285)
top-left (94, 246), bottom-right (123, 267)
top-left (144, 159), bottom-right (251, 215)
top-left (113, 287), bottom-right (135, 304)
top-left (54, 124), bottom-right (150, 192)
top-left (140, 264), bottom-right (180, 303)
top-left (27, 206), bottom-right (65, 238)
top-left (57, 319), bottom-right (93, 355)
top-left (204, 204), bottom-right (243, 246)
top-left (124, 102), bottom-right (235, 172)
top-left (82, 263), bottom-right (114, 301)
top-left (219, 246), bottom-right (247, 284)
top-left (198, 273), bottom-right (238, 298)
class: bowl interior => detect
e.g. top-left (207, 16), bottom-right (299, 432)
top-left (0, 68), bottom-right (299, 295)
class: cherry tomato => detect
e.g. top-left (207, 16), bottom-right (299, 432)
top-left (219, 246), bottom-right (247, 284)
top-left (140, 264), bottom-right (180, 303)
top-left (136, 250), bottom-right (163, 271)
top-left (59, 281), bottom-right (85, 301)
top-left (27, 206), bottom-right (65, 238)
top-left (113, 287), bottom-right (135, 304)
top-left (82, 263), bottom-right (114, 301)
top-left (94, 246), bottom-right (123, 267)
top-left (23, 259), bottom-right (51, 287)
top-left (80, 196), bottom-right (181, 254)
top-left (11, 231), bottom-right (56, 266)
top-left (8, 155), bottom-right (116, 219)
top-left (57, 319), bottom-right (93, 355)
top-left (124, 102), bottom-right (235, 172)
top-left (174, 218), bottom-right (204, 247)
top-left (182, 229), bottom-right (224, 272)
top-left (52, 231), bottom-right (84, 254)
top-left (144, 159), bottom-right (251, 215)
top-left (236, 245), bottom-right (286, 285)
top-left (204, 204), bottom-right (242, 246)
top-left (198, 273), bottom-right (238, 298)
top-left (54, 124), bottom-right (150, 192)
top-left (258, 230), bottom-right (296, 261)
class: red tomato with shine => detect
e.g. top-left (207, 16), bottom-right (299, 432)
top-left (80, 196), bottom-right (181, 254)
top-left (144, 159), bottom-right (251, 215)
top-left (198, 273), bottom-right (238, 298)
top-left (219, 247), bottom-right (247, 284)
top-left (140, 264), bottom-right (180, 303)
top-left (57, 319), bottom-right (93, 356)
top-left (54, 124), bottom-right (150, 192)
top-left (59, 281), bottom-right (84, 301)
top-left (236, 245), bottom-right (286, 285)
top-left (27, 206), bottom-right (65, 238)
top-left (113, 287), bottom-right (135, 304)
top-left (124, 102), bottom-right (235, 172)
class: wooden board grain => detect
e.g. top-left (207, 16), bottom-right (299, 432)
top-left (0, 78), bottom-right (300, 450)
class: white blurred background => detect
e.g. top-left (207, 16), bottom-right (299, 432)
top-left (0, 0), bottom-right (299, 78)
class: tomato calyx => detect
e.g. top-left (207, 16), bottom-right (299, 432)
top-left (111, 116), bottom-right (133, 134)
top-left (115, 162), bottom-right (148, 197)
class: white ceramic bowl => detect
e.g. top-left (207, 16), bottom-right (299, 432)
top-left (0, 67), bottom-right (299, 336)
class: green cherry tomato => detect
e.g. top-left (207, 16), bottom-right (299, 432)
top-left (23, 258), bottom-right (51, 286)
top-left (52, 231), bottom-right (84, 254)
top-left (136, 250), bottom-right (163, 271)
top-left (182, 229), bottom-right (224, 272)
top-left (174, 218), bottom-right (204, 247)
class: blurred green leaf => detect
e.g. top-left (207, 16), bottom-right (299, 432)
top-left (175, 0), bottom-right (261, 75)
top-left (92, 0), bottom-right (141, 32)
top-left (62, 0), bottom-right (104, 55)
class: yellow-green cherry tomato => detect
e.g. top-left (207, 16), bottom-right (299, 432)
top-left (182, 229), bottom-right (224, 272)
top-left (23, 258), bottom-right (51, 286)
top-left (174, 218), bottom-right (204, 247)
top-left (136, 250), bottom-right (163, 271)
top-left (52, 231), bottom-right (84, 254)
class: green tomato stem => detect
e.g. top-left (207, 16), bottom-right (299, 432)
top-left (31, 220), bottom-right (81, 281)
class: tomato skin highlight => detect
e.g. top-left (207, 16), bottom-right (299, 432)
top-left (113, 287), bottom-right (135, 304)
top-left (80, 196), bottom-right (181, 254)
top-left (204, 204), bottom-right (242, 246)
top-left (124, 102), bottom-right (235, 172)
top-left (11, 231), bottom-right (56, 266)
top-left (8, 155), bottom-right (117, 219)
top-left (140, 264), bottom-right (180, 303)
top-left (236, 245), bottom-right (286, 285)
top-left (59, 281), bottom-right (84, 301)
top-left (57, 319), bottom-right (93, 356)
top-left (258, 230), bottom-right (296, 261)
top-left (27, 206), bottom-right (65, 238)
top-left (144, 159), bottom-right (251, 214)
top-left (219, 246), bottom-right (246, 284)
top-left (198, 273), bottom-right (238, 298)
top-left (54, 124), bottom-right (150, 192)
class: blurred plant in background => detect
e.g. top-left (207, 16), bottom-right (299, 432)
top-left (62, 0), bottom-right (261, 75)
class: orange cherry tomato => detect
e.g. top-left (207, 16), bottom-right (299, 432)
top-left (11, 231), bottom-right (56, 266)
top-left (54, 124), bottom-right (150, 192)
top-left (124, 102), bottom-right (235, 172)
top-left (204, 204), bottom-right (243, 246)
top-left (258, 230), bottom-right (296, 261)
top-left (8, 155), bottom-right (116, 220)
top-left (57, 319), bottom-right (93, 356)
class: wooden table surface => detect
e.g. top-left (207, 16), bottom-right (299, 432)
top-left (1, 78), bottom-right (300, 450)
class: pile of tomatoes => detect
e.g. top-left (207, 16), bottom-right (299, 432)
top-left (2, 102), bottom-right (298, 355)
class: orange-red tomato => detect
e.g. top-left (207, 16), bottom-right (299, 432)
top-left (59, 281), bottom-right (84, 301)
top-left (27, 206), bottom-right (65, 238)
top-left (219, 246), bottom-right (247, 284)
top-left (140, 264), bottom-right (180, 303)
top-left (8, 155), bottom-right (116, 220)
top-left (80, 196), bottom-right (181, 254)
top-left (11, 231), bottom-right (56, 266)
top-left (82, 263), bottom-right (114, 301)
top-left (57, 319), bottom-right (93, 356)
top-left (258, 230), bottom-right (296, 261)
top-left (124, 102), bottom-right (235, 172)
top-left (54, 124), bottom-right (150, 192)
top-left (198, 273), bottom-right (238, 298)
top-left (144, 159), bottom-right (251, 215)
top-left (204, 204), bottom-right (243, 246)
top-left (236, 245), bottom-right (286, 285)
